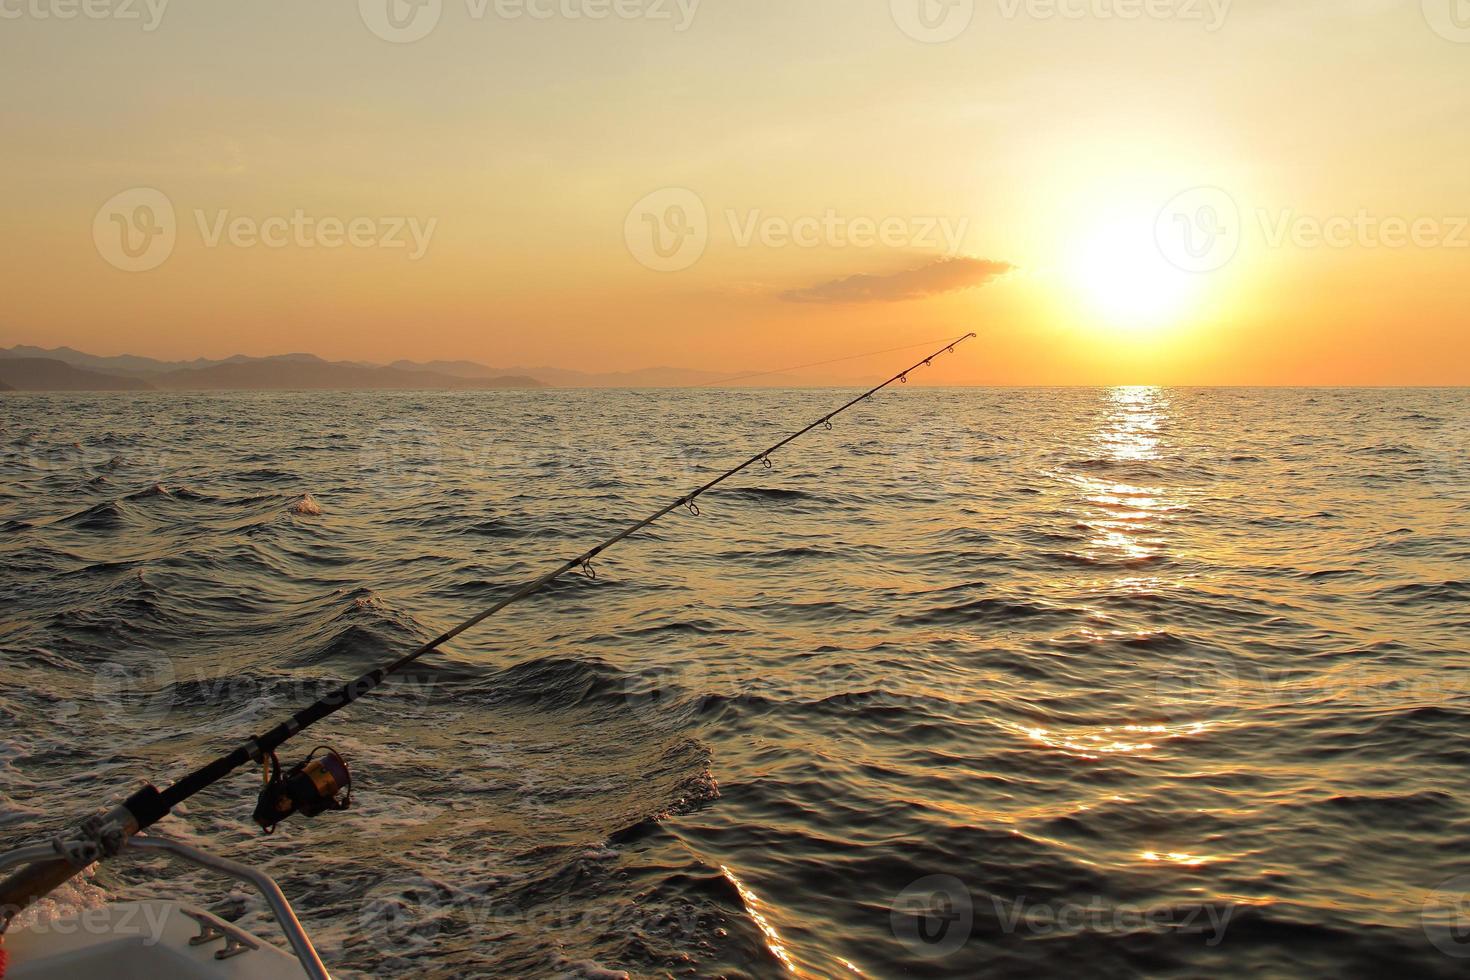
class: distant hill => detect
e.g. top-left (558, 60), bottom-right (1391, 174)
top-left (154, 356), bottom-right (543, 391)
top-left (0, 347), bottom-right (541, 391)
top-left (389, 359), bottom-right (809, 388)
top-left (387, 358), bottom-right (513, 379)
top-left (0, 344), bottom-right (227, 377)
top-left (0, 358), bottom-right (153, 391)
top-left (1, 344), bottom-right (852, 389)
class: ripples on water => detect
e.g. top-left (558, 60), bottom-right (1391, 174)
top-left (1, 387), bottom-right (1468, 978)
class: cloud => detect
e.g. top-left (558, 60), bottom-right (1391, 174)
top-left (781, 257), bottom-right (1014, 304)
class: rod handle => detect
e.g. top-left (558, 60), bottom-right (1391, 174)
top-left (0, 859), bottom-right (86, 933)
top-left (0, 789), bottom-right (160, 935)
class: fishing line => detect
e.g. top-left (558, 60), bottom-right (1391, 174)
top-left (694, 335), bottom-right (968, 388)
top-left (0, 331), bottom-right (978, 928)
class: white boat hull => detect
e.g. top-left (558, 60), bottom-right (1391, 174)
top-left (5, 900), bottom-right (311, 979)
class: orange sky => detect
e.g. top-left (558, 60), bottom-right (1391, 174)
top-left (2, 1), bottom-right (1467, 384)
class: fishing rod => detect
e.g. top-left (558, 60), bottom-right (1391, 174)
top-left (0, 332), bottom-right (976, 929)
top-left (695, 335), bottom-right (970, 388)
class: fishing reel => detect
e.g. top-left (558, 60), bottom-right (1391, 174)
top-left (252, 746), bottom-right (352, 834)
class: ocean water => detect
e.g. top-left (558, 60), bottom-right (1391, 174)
top-left (1, 386), bottom-right (1468, 979)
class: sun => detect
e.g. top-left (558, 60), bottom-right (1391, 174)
top-left (1065, 212), bottom-right (1201, 332)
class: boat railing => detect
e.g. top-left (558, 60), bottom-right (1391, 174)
top-left (0, 834), bottom-right (331, 980)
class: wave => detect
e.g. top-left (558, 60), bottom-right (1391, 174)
top-left (289, 492), bottom-right (323, 516)
top-left (54, 500), bottom-right (132, 530)
top-left (478, 655), bottom-right (662, 712)
top-left (1373, 580), bottom-right (1467, 604)
top-left (4, 387), bottom-right (1468, 980)
top-left (463, 517), bottom-right (526, 537)
top-left (1044, 550), bottom-right (1169, 570)
top-left (707, 486), bottom-right (823, 503)
top-left (897, 596), bottom-right (1079, 628)
top-left (125, 483), bottom-right (173, 499)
